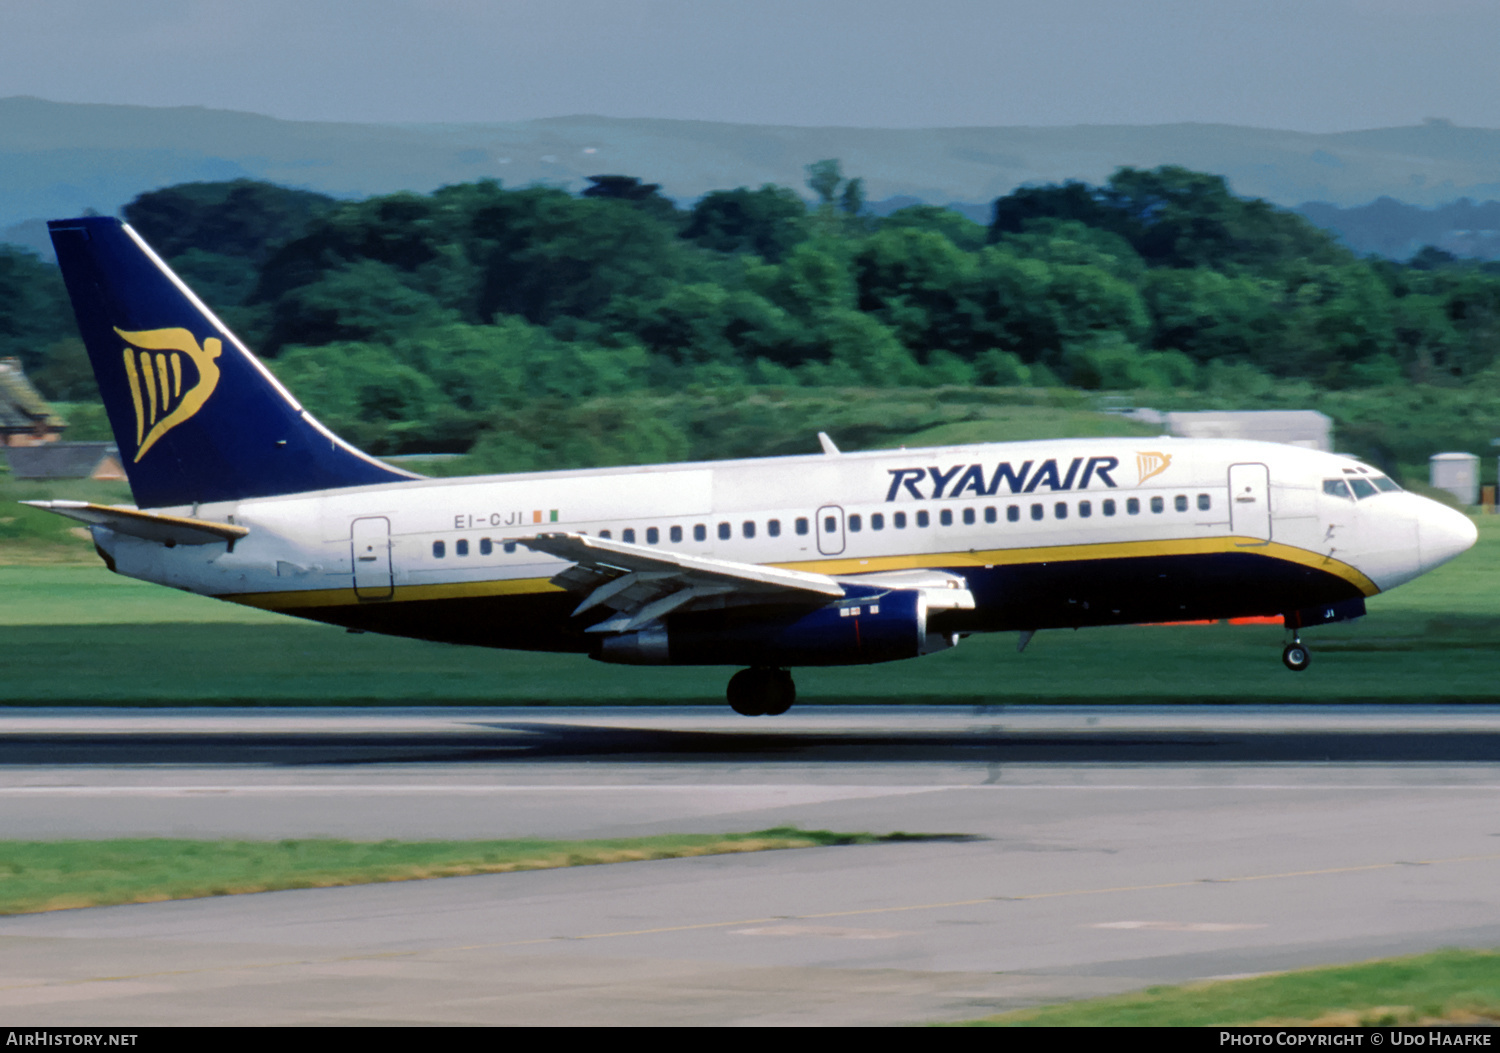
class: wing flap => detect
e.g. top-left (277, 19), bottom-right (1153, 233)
top-left (510, 531), bottom-right (844, 632)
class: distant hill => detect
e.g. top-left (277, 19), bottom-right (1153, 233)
top-left (10, 98), bottom-right (1500, 257)
top-left (1297, 197), bottom-right (1500, 261)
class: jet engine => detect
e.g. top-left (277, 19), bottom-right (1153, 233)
top-left (592, 582), bottom-right (964, 667)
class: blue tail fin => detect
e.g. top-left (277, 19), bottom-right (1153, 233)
top-left (48, 217), bottom-right (417, 508)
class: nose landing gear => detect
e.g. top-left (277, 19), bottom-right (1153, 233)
top-left (1282, 636), bottom-right (1311, 672)
top-left (727, 666), bottom-right (796, 716)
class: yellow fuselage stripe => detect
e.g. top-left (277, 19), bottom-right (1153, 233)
top-left (224, 536), bottom-right (1377, 612)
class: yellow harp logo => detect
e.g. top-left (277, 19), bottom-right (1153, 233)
top-left (116, 327), bottom-right (222, 462)
top-left (1136, 451), bottom-right (1172, 485)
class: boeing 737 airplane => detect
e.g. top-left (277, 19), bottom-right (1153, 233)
top-left (27, 217), bottom-right (1478, 714)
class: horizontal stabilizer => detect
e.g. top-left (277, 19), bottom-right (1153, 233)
top-left (23, 500), bottom-right (248, 547)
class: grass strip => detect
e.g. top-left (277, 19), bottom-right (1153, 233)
top-left (5, 620), bottom-right (1500, 705)
top-left (957, 949), bottom-right (1500, 1027)
top-left (0, 828), bottom-right (898, 914)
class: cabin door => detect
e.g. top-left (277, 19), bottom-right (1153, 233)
top-left (1228, 463), bottom-right (1272, 543)
top-left (816, 504), bottom-right (846, 556)
top-left (351, 516), bottom-right (394, 600)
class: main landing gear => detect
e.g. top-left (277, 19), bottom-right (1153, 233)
top-left (1282, 635), bottom-right (1311, 672)
top-left (727, 667), bottom-right (796, 717)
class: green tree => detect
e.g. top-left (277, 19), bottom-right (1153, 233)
top-left (990, 180), bottom-right (1113, 237)
top-left (683, 186), bottom-right (809, 262)
top-left (581, 175), bottom-right (681, 225)
top-left (1143, 268), bottom-right (1282, 366)
top-left (263, 260), bottom-right (459, 351)
top-left (879, 205), bottom-right (988, 252)
top-left (462, 397), bottom-right (690, 473)
top-left (852, 227), bottom-right (980, 357)
top-left (1101, 166), bottom-right (1345, 270)
top-left (805, 159), bottom-right (843, 206)
top-left (271, 341), bottom-right (446, 453)
top-left (123, 180), bottom-right (340, 265)
top-left (471, 188), bottom-right (691, 326)
top-left (0, 247), bottom-right (72, 371)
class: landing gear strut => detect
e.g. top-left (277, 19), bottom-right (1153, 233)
top-left (1282, 636), bottom-right (1311, 672)
top-left (727, 667), bottom-right (796, 716)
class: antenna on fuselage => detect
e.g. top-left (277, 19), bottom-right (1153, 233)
top-left (818, 431), bottom-right (841, 455)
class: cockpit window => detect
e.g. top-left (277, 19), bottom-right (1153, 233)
top-left (1348, 477), bottom-right (1378, 499)
top-left (1322, 479), bottom-right (1352, 499)
top-left (1372, 475), bottom-right (1401, 492)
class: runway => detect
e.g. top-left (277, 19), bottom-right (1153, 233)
top-left (0, 705), bottom-right (1498, 1025)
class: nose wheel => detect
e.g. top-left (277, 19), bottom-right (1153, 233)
top-left (727, 667), bottom-right (796, 716)
top-left (1282, 638), bottom-right (1311, 672)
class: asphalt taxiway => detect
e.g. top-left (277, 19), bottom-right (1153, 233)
top-left (0, 705), bottom-right (1497, 1025)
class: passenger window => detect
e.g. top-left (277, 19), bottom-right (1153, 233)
top-left (479, 538), bottom-right (493, 555)
top-left (794, 518), bottom-right (809, 536)
top-left (1174, 495), bottom-right (1188, 512)
top-left (1007, 505), bottom-right (1019, 523)
top-left (1322, 479), bottom-right (1352, 500)
top-left (1127, 498), bottom-right (1140, 515)
top-left (743, 521), bottom-right (756, 539)
top-left (694, 524), bottom-right (707, 542)
top-left (963, 507), bottom-right (975, 525)
top-left (623, 528), bottom-right (636, 543)
top-left (719, 522), bottom-right (731, 540)
top-left (1103, 499), bottom-right (1116, 516)
top-left (894, 511), bottom-right (907, 529)
top-left (456, 539), bottom-right (469, 556)
top-left (871, 513), bottom-right (884, 531)
top-left (916, 510), bottom-right (930, 527)
top-left (1030, 503), bottom-right (1043, 521)
top-left (670, 525), bottom-right (683, 543)
top-left (768, 519), bottom-right (781, 537)
top-left (646, 527), bottom-right (659, 544)
top-left (1079, 500), bottom-right (1091, 518)
top-left (824, 515), bottom-right (838, 533)
top-left (849, 514), bottom-right (862, 532)
top-left (1150, 497), bottom-right (1164, 514)
top-left (984, 506), bottom-right (997, 524)
top-left (1197, 494), bottom-right (1210, 511)
top-left (503, 541), bottom-right (516, 554)
top-left (1054, 502), bottom-right (1067, 520)
top-left (599, 529), bottom-right (612, 539)
top-left (939, 509), bottom-right (953, 526)
top-left (432, 540), bottom-right (446, 558)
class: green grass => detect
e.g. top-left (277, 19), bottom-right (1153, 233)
top-left (0, 566), bottom-right (288, 625)
top-left (0, 829), bottom-right (887, 914)
top-left (958, 949), bottom-right (1500, 1027)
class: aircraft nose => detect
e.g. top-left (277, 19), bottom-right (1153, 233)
top-left (1418, 501), bottom-right (1478, 573)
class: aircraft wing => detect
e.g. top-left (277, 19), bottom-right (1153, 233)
top-left (511, 531), bottom-right (844, 633)
top-left (22, 500), bottom-right (248, 547)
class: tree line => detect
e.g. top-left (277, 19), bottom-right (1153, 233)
top-left (5, 165), bottom-right (1500, 471)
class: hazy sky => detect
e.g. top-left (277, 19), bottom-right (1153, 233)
top-left (3, 0), bottom-right (1497, 131)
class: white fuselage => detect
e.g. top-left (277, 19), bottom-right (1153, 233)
top-left (90, 435), bottom-right (1475, 658)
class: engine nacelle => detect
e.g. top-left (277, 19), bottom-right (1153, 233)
top-left (592, 586), bottom-right (959, 667)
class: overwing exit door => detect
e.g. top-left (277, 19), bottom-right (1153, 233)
top-left (816, 505), bottom-right (845, 555)
top-left (351, 516), bottom-right (393, 600)
top-left (1228, 463), bottom-right (1271, 543)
